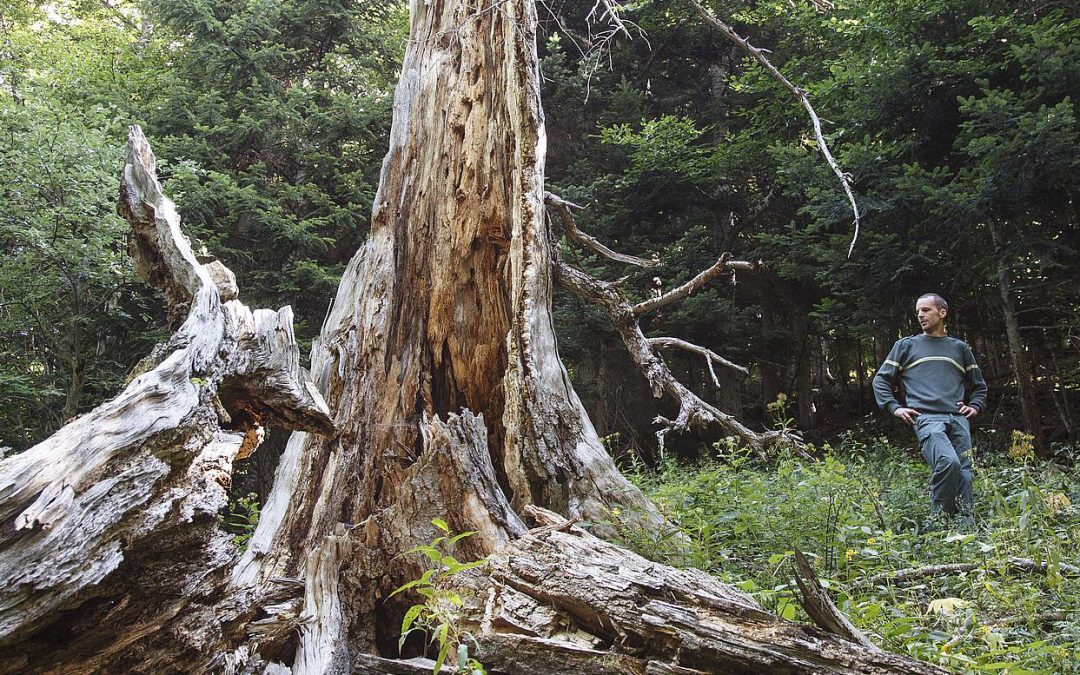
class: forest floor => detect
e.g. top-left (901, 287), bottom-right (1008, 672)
top-left (613, 431), bottom-right (1080, 674)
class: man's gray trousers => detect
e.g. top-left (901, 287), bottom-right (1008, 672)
top-left (914, 413), bottom-right (974, 515)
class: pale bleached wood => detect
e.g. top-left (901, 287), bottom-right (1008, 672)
top-left (685, 0), bottom-right (861, 256)
top-left (792, 548), bottom-right (878, 651)
top-left (0, 126), bottom-right (332, 671)
top-left (557, 261), bottom-right (783, 456)
top-left (633, 254), bottom-right (755, 316)
top-left (544, 191), bottom-right (657, 268)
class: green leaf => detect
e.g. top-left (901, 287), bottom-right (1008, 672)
top-left (432, 624), bottom-right (450, 674)
top-left (446, 530), bottom-right (477, 546)
top-left (406, 545), bottom-right (443, 565)
top-left (447, 558), bottom-right (489, 575)
top-left (389, 578), bottom-right (428, 598)
top-left (400, 604), bottom-right (424, 639)
top-left (432, 518), bottom-right (450, 533)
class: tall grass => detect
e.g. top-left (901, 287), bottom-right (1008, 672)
top-left (615, 435), bottom-right (1080, 673)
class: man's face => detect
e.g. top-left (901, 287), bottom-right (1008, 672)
top-left (915, 297), bottom-right (946, 334)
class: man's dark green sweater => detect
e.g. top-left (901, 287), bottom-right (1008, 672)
top-left (873, 335), bottom-right (988, 415)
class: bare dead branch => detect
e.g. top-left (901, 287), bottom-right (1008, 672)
top-left (587, 0), bottom-right (632, 40)
top-left (686, 0), bottom-right (861, 257)
top-left (988, 612), bottom-right (1070, 628)
top-left (632, 253), bottom-right (754, 315)
top-left (557, 261), bottom-right (784, 458)
top-left (648, 337), bottom-right (749, 386)
top-left (864, 557), bottom-right (1080, 587)
top-left (545, 192), bottom-right (657, 268)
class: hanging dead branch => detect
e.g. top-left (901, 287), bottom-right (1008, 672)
top-left (648, 336), bottom-right (749, 388)
top-left (556, 261), bottom-right (781, 458)
top-left (632, 253), bottom-right (753, 316)
top-left (545, 192), bottom-right (657, 268)
top-left (686, 0), bottom-right (861, 256)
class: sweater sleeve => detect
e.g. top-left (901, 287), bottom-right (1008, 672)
top-left (872, 340), bottom-right (904, 414)
top-left (962, 343), bottom-right (988, 412)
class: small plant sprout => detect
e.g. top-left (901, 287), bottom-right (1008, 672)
top-left (391, 518), bottom-right (489, 675)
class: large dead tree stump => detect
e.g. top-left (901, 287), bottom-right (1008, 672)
top-left (0, 0), bottom-right (946, 673)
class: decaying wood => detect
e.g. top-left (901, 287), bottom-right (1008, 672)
top-left (557, 259), bottom-right (785, 457)
top-left (464, 508), bottom-right (945, 675)
top-left (544, 191), bottom-right (789, 455)
top-left (792, 549), bottom-right (878, 651)
top-left (544, 192), bottom-right (657, 268)
top-left (0, 126), bottom-right (333, 671)
top-left (864, 557), bottom-right (1080, 587)
top-left (632, 253), bottom-right (753, 316)
top-left (648, 337), bottom-right (749, 388)
top-left (988, 612), bottom-right (1070, 628)
top-left (227, 0), bottom-right (667, 667)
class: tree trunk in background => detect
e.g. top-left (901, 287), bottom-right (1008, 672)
top-left (760, 305), bottom-right (781, 418)
top-left (61, 357), bottom-right (85, 422)
top-left (991, 222), bottom-right (1044, 454)
top-left (1049, 350), bottom-right (1075, 439)
top-left (856, 340), bottom-right (868, 409)
top-left (0, 1), bottom-right (948, 673)
top-left (793, 312), bottom-right (816, 430)
top-left (718, 362), bottom-right (744, 425)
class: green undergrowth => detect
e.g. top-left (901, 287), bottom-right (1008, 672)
top-left (615, 435), bottom-right (1080, 673)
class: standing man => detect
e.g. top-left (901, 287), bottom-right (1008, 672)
top-left (873, 293), bottom-right (988, 525)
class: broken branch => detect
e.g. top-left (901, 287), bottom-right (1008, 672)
top-left (792, 549), bottom-right (878, 651)
top-left (557, 261), bottom-right (783, 457)
top-left (545, 192), bottom-right (657, 268)
top-left (633, 253), bottom-right (753, 315)
top-left (864, 557), bottom-right (1080, 587)
top-left (648, 336), bottom-right (749, 388)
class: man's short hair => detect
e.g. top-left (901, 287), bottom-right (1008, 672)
top-left (917, 293), bottom-right (948, 312)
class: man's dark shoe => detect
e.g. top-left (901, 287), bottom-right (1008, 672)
top-left (955, 513), bottom-right (976, 533)
top-left (919, 513), bottom-right (948, 534)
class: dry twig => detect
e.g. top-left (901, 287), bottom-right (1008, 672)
top-left (545, 192), bottom-right (657, 268)
top-left (864, 557), bottom-right (1080, 587)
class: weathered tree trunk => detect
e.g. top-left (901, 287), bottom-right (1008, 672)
top-left (0, 1), bottom-right (947, 673)
top-left (793, 312), bottom-right (816, 431)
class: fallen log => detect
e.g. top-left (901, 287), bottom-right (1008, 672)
top-left (864, 557), bottom-right (1080, 587)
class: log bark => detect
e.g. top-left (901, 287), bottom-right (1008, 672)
top-left (0, 1), bottom-right (944, 673)
top-left (467, 508), bottom-right (942, 675)
top-left (791, 549), bottom-right (877, 651)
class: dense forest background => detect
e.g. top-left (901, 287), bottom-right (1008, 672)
top-left (2, 0), bottom-right (1078, 461)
